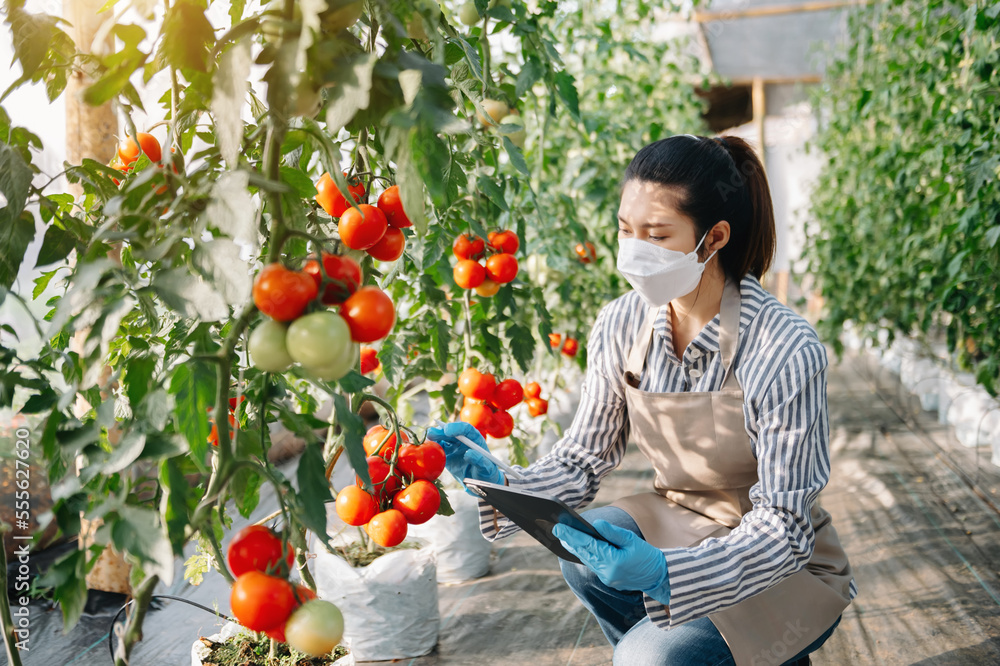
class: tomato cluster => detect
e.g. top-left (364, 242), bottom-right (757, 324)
top-left (456, 368), bottom-right (523, 438)
top-left (226, 526), bottom-right (344, 656)
top-left (249, 253), bottom-right (395, 380)
top-left (315, 173), bottom-right (411, 263)
top-left (575, 241), bottom-right (597, 264)
top-left (107, 132), bottom-right (177, 195)
top-left (208, 396), bottom-right (246, 447)
top-left (523, 381), bottom-right (549, 417)
top-left (549, 333), bottom-right (579, 357)
top-left (336, 424), bottom-right (447, 548)
top-left (451, 229), bottom-right (520, 295)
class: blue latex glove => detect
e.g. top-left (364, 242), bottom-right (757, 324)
top-left (426, 421), bottom-right (505, 495)
top-left (552, 519), bottom-right (671, 605)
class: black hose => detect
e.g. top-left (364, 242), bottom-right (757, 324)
top-left (107, 594), bottom-right (236, 664)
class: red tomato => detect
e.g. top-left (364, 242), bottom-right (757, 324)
top-left (458, 367), bottom-right (496, 401)
top-left (340, 286), bottom-right (395, 342)
top-left (367, 226), bottom-right (406, 261)
top-left (453, 233), bottom-right (485, 260)
top-left (226, 525), bottom-right (295, 578)
top-left (524, 381), bottom-right (542, 399)
top-left (490, 230), bottom-right (519, 254)
top-left (253, 264), bottom-right (319, 322)
top-left (366, 509), bottom-right (408, 547)
top-left (459, 402), bottom-right (495, 436)
top-left (315, 171), bottom-right (366, 217)
top-left (117, 132), bottom-right (162, 165)
top-left (230, 572), bottom-right (296, 631)
top-left (489, 378), bottom-right (523, 410)
top-left (338, 203), bottom-right (388, 251)
top-left (303, 253), bottom-right (362, 306)
top-left (485, 253), bottom-right (518, 284)
top-left (526, 397), bottom-right (549, 417)
top-left (549, 333), bottom-right (562, 349)
top-left (575, 241), bottom-right (596, 263)
top-left (376, 184), bottom-right (412, 228)
top-left (392, 480), bottom-right (441, 525)
top-left (335, 485), bottom-right (379, 526)
top-left (488, 410), bottom-right (514, 438)
top-left (562, 337), bottom-right (579, 357)
top-left (360, 346), bottom-right (380, 374)
top-left (356, 455), bottom-right (402, 503)
top-left (396, 440), bottom-right (446, 481)
top-left (453, 260), bottom-right (486, 289)
top-left (362, 424), bottom-right (403, 458)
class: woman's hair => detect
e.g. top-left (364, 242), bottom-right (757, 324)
top-left (622, 134), bottom-right (775, 281)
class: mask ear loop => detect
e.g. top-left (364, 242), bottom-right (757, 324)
top-left (693, 231), bottom-right (719, 265)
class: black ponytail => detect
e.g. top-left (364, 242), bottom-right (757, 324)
top-left (623, 134), bottom-right (775, 281)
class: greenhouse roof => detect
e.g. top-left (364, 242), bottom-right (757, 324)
top-left (690, 0), bottom-right (859, 82)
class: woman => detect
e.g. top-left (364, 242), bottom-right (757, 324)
top-left (428, 134), bottom-right (856, 666)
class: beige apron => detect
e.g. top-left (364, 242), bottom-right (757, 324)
top-left (610, 280), bottom-right (854, 666)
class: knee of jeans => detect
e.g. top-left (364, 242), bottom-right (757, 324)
top-left (559, 557), bottom-right (596, 594)
top-left (613, 630), bottom-right (658, 666)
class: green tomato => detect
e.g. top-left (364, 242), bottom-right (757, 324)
top-left (309, 342), bottom-right (359, 382)
top-left (458, 0), bottom-right (480, 26)
top-left (248, 320), bottom-right (294, 373)
top-left (286, 312), bottom-right (353, 370)
top-left (284, 600), bottom-right (345, 657)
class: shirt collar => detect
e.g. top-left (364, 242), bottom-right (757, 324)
top-left (652, 275), bottom-right (764, 354)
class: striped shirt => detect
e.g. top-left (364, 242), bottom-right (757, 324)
top-left (478, 274), bottom-right (858, 629)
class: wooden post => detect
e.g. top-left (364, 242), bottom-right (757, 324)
top-left (64, 0), bottom-right (132, 596)
top-left (64, 0), bottom-right (118, 192)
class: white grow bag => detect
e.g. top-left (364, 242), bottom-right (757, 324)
top-left (408, 482), bottom-right (492, 583)
top-left (312, 543), bottom-right (439, 662)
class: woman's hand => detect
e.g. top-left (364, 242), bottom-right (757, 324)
top-left (553, 519), bottom-right (672, 605)
top-left (426, 421), bottom-right (505, 494)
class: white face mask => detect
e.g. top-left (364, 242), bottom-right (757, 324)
top-left (616, 233), bottom-right (717, 308)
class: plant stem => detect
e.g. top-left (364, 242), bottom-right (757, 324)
top-left (203, 524), bottom-right (235, 585)
top-left (0, 531), bottom-right (23, 666)
top-left (295, 526), bottom-right (318, 591)
top-left (113, 574), bottom-right (159, 666)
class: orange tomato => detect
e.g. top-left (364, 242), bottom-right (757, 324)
top-left (340, 286), bottom-right (395, 342)
top-left (366, 509), bottom-right (408, 547)
top-left (376, 185), bottom-right (412, 228)
top-left (475, 278), bottom-right (500, 297)
top-left (454, 260), bottom-right (486, 289)
top-left (315, 171), bottom-right (366, 217)
top-left (485, 253), bottom-right (518, 284)
top-left (458, 367), bottom-right (496, 401)
top-left (338, 203), bottom-right (388, 251)
top-left (453, 233), bottom-right (485, 260)
top-left (117, 132), bottom-right (162, 165)
top-left (335, 486), bottom-right (379, 526)
top-left (367, 226), bottom-right (406, 261)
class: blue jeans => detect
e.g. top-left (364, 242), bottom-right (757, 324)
top-left (559, 506), bottom-right (842, 666)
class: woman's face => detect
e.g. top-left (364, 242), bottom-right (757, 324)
top-left (617, 179), bottom-right (700, 253)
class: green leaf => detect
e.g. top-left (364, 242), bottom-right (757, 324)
top-left (516, 56), bottom-right (543, 97)
top-left (430, 319), bottom-right (450, 372)
top-left (36, 550), bottom-right (88, 633)
top-left (507, 323), bottom-right (535, 373)
top-left (477, 175), bottom-right (509, 211)
top-left (169, 362), bottom-right (216, 468)
top-left (111, 505), bottom-right (175, 584)
top-left (19, 388), bottom-right (57, 414)
top-left (32, 268), bottom-right (59, 299)
top-left (332, 393), bottom-right (369, 488)
top-left (338, 370), bottom-right (375, 393)
top-left (296, 442), bottom-right (333, 534)
top-left (125, 354), bottom-right (157, 408)
top-left (553, 71), bottom-right (580, 121)
top-left (325, 53), bottom-right (377, 133)
top-left (0, 144), bottom-right (35, 288)
top-left (83, 47), bottom-right (149, 106)
top-left (502, 137), bottom-right (530, 176)
top-left (103, 431), bottom-right (146, 474)
top-left (279, 166), bottom-right (317, 199)
top-left (230, 464), bottom-right (263, 519)
top-left (986, 226), bottom-right (1000, 248)
top-left (35, 224), bottom-right (75, 266)
top-left (161, 0), bottom-right (215, 72)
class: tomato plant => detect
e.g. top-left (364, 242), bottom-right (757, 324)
top-left (0, 0), bottom-right (708, 660)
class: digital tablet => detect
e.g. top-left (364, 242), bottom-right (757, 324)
top-left (464, 479), bottom-right (610, 564)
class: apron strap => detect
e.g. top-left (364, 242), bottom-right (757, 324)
top-left (719, 279), bottom-right (741, 388)
top-left (623, 279), bottom-right (743, 389)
